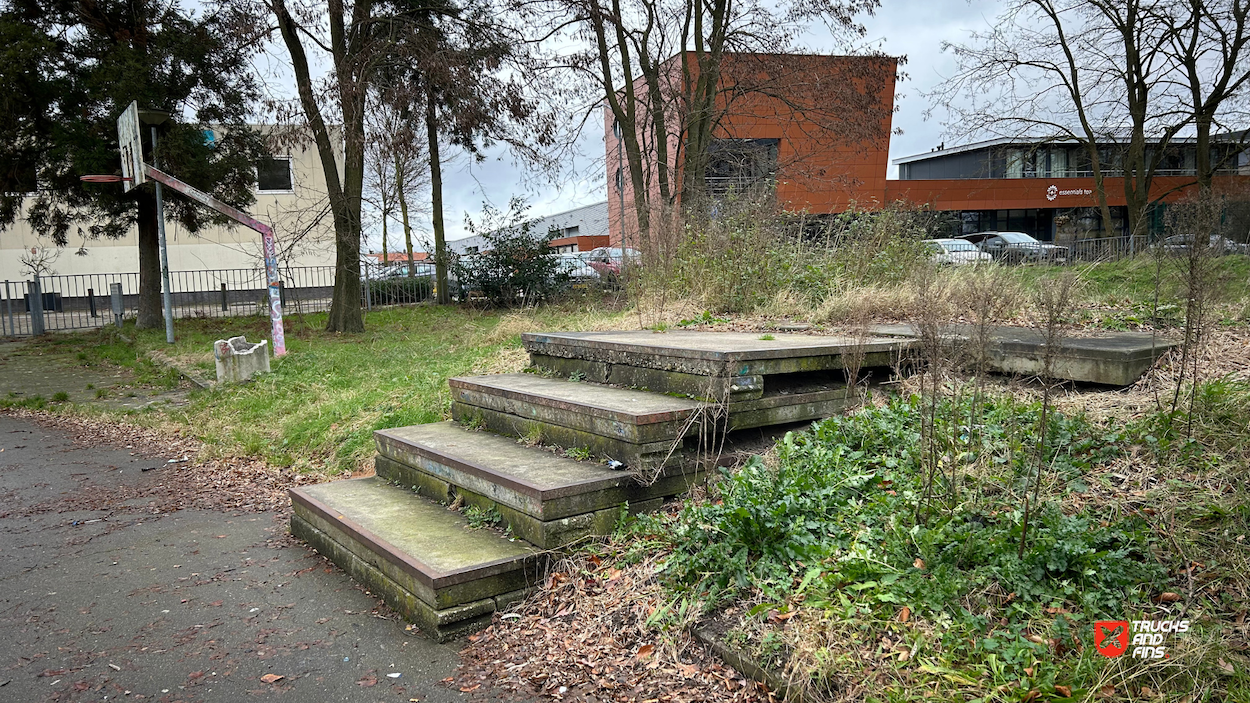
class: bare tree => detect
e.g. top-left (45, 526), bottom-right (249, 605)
top-left (1164, 0), bottom-right (1250, 191)
top-left (263, 0), bottom-right (380, 332)
top-left (364, 97), bottom-right (429, 275)
top-left (938, 0), bottom-right (1250, 239)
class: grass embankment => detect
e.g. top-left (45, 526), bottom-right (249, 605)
top-left (6, 303), bottom-right (625, 473)
top-left (622, 384), bottom-right (1250, 701)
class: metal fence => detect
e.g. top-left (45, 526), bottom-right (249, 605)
top-left (1066, 235), bottom-right (1151, 262)
top-left (0, 262), bottom-right (441, 337)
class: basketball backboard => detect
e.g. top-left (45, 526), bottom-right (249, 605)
top-left (117, 101), bottom-right (145, 192)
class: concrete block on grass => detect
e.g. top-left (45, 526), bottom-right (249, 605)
top-left (214, 335), bottom-right (270, 384)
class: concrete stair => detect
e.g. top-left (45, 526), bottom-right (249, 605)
top-left (290, 477), bottom-right (538, 642)
top-left (375, 421), bottom-right (703, 548)
top-left (291, 329), bottom-right (900, 639)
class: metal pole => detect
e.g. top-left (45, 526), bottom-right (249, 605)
top-left (29, 276), bottom-right (45, 335)
top-left (142, 163), bottom-right (284, 357)
top-left (221, 282), bottom-right (228, 312)
top-left (2, 281), bottom-right (9, 336)
top-left (152, 127), bottom-right (175, 344)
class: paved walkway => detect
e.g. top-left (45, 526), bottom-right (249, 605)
top-left (0, 413), bottom-right (471, 702)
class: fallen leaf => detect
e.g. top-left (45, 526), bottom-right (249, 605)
top-left (1139, 686), bottom-right (1155, 698)
top-left (1153, 592), bottom-right (1182, 603)
top-left (260, 674), bottom-right (284, 684)
top-left (1022, 690), bottom-right (1040, 703)
top-left (1024, 667), bottom-right (1035, 677)
top-left (459, 684), bottom-right (480, 692)
top-left (357, 675), bottom-right (378, 687)
top-left (1099, 685), bottom-right (1116, 698)
top-left (914, 558), bottom-right (925, 570)
top-left (636, 644), bottom-right (655, 660)
top-left (898, 606), bottom-right (911, 623)
top-left (1217, 659), bottom-right (1235, 674)
top-left (1054, 685), bottom-right (1072, 697)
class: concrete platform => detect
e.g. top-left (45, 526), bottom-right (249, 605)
top-left (289, 477), bottom-right (538, 641)
top-left (449, 373), bottom-right (854, 470)
top-left (523, 330), bottom-right (908, 400)
top-left (374, 422), bottom-right (703, 547)
top-left (867, 324), bottom-right (1176, 386)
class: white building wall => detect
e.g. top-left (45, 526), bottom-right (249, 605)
top-left (0, 127), bottom-right (338, 282)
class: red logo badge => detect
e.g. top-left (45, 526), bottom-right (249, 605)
top-left (1094, 621), bottom-right (1130, 658)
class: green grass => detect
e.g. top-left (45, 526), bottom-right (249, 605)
top-left (18, 303), bottom-right (624, 473)
top-left (1012, 255), bottom-right (1250, 313)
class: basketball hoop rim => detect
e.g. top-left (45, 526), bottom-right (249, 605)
top-left (80, 174), bottom-right (133, 183)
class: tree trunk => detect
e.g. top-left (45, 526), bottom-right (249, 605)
top-left (135, 190), bottom-right (162, 329)
top-left (395, 153), bottom-right (416, 277)
top-left (326, 210), bottom-right (364, 332)
top-left (425, 85), bottom-right (449, 305)
top-left (381, 204), bottom-right (389, 271)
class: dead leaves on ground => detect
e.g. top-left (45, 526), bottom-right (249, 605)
top-left (452, 551), bottom-right (770, 703)
top-left (3, 409), bottom-right (323, 517)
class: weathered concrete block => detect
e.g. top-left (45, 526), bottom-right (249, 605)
top-left (214, 335), bottom-right (270, 384)
top-left (291, 514), bottom-right (495, 641)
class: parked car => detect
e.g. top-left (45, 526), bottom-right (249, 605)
top-left (961, 231), bottom-right (1069, 264)
top-left (1152, 234), bottom-right (1249, 256)
top-left (556, 252), bottom-right (599, 281)
top-left (584, 247), bottom-right (641, 277)
top-left (922, 238), bottom-right (993, 266)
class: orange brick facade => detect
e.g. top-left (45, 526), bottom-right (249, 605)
top-left (606, 53), bottom-right (1250, 244)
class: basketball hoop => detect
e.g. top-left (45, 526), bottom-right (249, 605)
top-left (80, 174), bottom-right (133, 183)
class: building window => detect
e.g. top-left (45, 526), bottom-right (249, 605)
top-left (706, 138), bottom-right (779, 194)
top-left (1005, 149), bottom-right (1024, 178)
top-left (465, 246), bottom-right (479, 255)
top-left (257, 157), bottom-right (293, 192)
top-left (1047, 148), bottom-right (1068, 178)
top-left (562, 225), bottom-right (579, 237)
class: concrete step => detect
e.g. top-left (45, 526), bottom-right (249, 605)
top-left (524, 330), bottom-right (908, 400)
top-left (867, 324), bottom-right (1177, 386)
top-left (449, 373), bottom-right (701, 470)
top-left (290, 477), bottom-right (539, 642)
top-left (375, 421), bottom-right (702, 548)
top-left (449, 373), bottom-right (855, 471)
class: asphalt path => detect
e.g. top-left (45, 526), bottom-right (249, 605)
top-left (0, 413), bottom-right (472, 702)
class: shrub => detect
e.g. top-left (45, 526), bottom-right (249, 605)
top-left (454, 199), bottom-right (570, 307)
top-left (366, 276), bottom-right (432, 306)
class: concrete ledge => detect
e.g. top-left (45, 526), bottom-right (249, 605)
top-left (530, 354), bottom-right (765, 401)
top-left (450, 374), bottom-right (698, 445)
top-left (291, 514), bottom-right (501, 642)
top-left (451, 402), bottom-right (685, 472)
top-left (522, 330), bottom-right (910, 377)
top-left (375, 422), bottom-right (701, 520)
top-left (290, 478), bottom-right (537, 610)
top-left (867, 324), bottom-right (1177, 386)
top-left (374, 439), bottom-right (700, 547)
